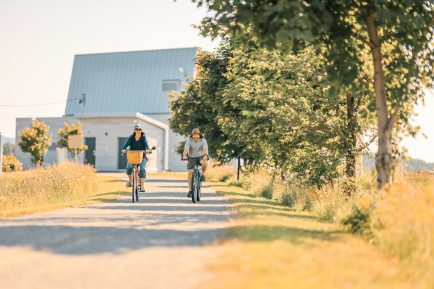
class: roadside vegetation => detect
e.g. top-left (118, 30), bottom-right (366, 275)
top-left (0, 162), bottom-right (127, 218)
top-left (206, 166), bottom-right (434, 288)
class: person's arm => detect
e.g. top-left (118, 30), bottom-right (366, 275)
top-left (122, 136), bottom-right (132, 151)
top-left (183, 139), bottom-right (190, 159)
top-left (203, 139), bottom-right (209, 159)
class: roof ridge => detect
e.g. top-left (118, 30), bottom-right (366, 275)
top-left (75, 47), bottom-right (198, 57)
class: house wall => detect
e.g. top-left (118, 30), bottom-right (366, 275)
top-left (148, 114), bottom-right (186, 172)
top-left (15, 117), bottom-right (77, 168)
top-left (79, 117), bottom-right (165, 172)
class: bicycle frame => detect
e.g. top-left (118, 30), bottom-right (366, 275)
top-left (190, 160), bottom-right (203, 203)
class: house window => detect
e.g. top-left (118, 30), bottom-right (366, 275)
top-left (162, 80), bottom-right (180, 92)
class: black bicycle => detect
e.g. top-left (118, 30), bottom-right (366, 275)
top-left (124, 147), bottom-right (156, 203)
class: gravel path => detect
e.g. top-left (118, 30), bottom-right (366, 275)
top-left (0, 175), bottom-right (234, 289)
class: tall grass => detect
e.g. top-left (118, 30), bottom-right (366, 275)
top-left (210, 165), bottom-right (434, 287)
top-left (0, 162), bottom-right (97, 217)
top-left (370, 174), bottom-right (434, 285)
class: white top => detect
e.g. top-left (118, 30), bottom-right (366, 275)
top-left (184, 138), bottom-right (208, 158)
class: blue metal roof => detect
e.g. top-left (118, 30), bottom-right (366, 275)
top-left (65, 47), bottom-right (197, 116)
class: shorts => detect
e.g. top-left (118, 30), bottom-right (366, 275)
top-left (187, 155), bottom-right (205, 170)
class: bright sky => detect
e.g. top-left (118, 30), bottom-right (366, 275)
top-left (0, 0), bottom-right (433, 162)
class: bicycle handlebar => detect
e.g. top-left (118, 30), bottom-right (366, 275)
top-left (122, 146), bottom-right (156, 155)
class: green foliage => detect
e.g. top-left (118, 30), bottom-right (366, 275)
top-left (18, 120), bottom-right (52, 166)
top-left (2, 155), bottom-right (23, 172)
top-left (342, 204), bottom-right (372, 236)
top-left (2, 142), bottom-right (15, 156)
top-left (171, 36), bottom-right (374, 187)
top-left (57, 122), bottom-right (87, 153)
top-left (169, 45), bottom-right (246, 163)
top-left (194, 0), bottom-right (434, 187)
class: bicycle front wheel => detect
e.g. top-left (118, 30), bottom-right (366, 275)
top-left (191, 173), bottom-right (198, 203)
top-left (132, 170), bottom-right (137, 203)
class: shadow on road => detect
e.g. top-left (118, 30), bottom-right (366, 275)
top-left (0, 187), bottom-right (233, 256)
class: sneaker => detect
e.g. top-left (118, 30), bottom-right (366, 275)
top-left (200, 175), bottom-right (206, 182)
top-left (140, 186), bottom-right (146, 192)
top-left (187, 191), bottom-right (192, 198)
top-left (126, 181), bottom-right (131, 188)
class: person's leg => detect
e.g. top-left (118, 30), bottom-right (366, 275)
top-left (139, 158), bottom-right (147, 191)
top-left (201, 158), bottom-right (208, 174)
top-left (126, 164), bottom-right (133, 187)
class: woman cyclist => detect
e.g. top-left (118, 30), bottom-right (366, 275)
top-left (121, 124), bottom-right (149, 191)
top-left (182, 128), bottom-right (209, 197)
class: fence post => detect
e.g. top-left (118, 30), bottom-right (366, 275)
top-left (0, 132), bottom-right (3, 175)
top-left (237, 156), bottom-right (241, 181)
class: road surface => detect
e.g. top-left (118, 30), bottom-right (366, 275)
top-left (0, 175), bottom-right (234, 289)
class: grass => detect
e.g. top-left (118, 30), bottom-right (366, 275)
top-left (0, 163), bottom-right (128, 218)
top-left (202, 180), bottom-right (424, 289)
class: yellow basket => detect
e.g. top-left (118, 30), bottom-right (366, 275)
top-left (127, 151), bottom-right (143, 165)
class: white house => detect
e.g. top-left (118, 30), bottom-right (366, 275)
top-left (16, 47), bottom-right (197, 171)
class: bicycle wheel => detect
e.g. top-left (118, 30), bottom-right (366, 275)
top-left (191, 171), bottom-right (197, 203)
top-left (131, 171), bottom-right (136, 203)
top-left (135, 171), bottom-right (139, 202)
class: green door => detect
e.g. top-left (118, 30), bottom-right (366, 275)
top-left (118, 137), bottom-right (129, 169)
top-left (84, 137), bottom-right (96, 166)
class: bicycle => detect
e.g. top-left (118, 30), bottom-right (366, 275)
top-left (183, 156), bottom-right (205, 203)
top-left (124, 147), bottom-right (156, 203)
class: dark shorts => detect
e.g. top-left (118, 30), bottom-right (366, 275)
top-left (187, 155), bottom-right (205, 170)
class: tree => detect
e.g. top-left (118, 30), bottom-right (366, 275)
top-left (194, 0), bottom-right (434, 188)
top-left (171, 37), bottom-right (374, 188)
top-left (57, 122), bottom-right (87, 155)
top-left (2, 142), bottom-right (15, 156)
top-left (169, 45), bottom-right (248, 164)
top-left (18, 120), bottom-right (52, 166)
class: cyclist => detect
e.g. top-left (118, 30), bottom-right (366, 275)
top-left (182, 128), bottom-right (209, 198)
top-left (121, 124), bottom-right (149, 191)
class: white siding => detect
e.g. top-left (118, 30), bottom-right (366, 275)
top-left (79, 117), bottom-right (165, 172)
top-left (147, 114), bottom-right (187, 171)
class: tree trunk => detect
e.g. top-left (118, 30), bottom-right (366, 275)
top-left (367, 12), bottom-right (392, 188)
top-left (345, 92), bottom-right (357, 180)
top-left (344, 92), bottom-right (357, 196)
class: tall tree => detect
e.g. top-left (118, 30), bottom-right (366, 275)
top-left (194, 0), bottom-right (434, 188)
top-left (18, 120), bottom-right (52, 166)
top-left (169, 45), bottom-right (248, 164)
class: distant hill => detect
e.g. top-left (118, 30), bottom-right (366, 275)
top-left (362, 155), bottom-right (434, 172)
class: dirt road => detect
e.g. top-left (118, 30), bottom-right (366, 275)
top-left (0, 175), bottom-right (234, 289)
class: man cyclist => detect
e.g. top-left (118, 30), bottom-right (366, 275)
top-left (121, 124), bottom-right (149, 191)
top-left (182, 128), bottom-right (209, 198)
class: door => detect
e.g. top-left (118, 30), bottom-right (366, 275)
top-left (84, 137), bottom-right (96, 166)
top-left (118, 137), bottom-right (129, 169)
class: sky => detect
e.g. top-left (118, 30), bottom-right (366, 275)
top-left (0, 0), bottom-right (433, 162)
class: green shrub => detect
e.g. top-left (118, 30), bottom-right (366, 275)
top-left (342, 204), bottom-right (372, 237)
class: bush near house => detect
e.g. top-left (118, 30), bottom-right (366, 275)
top-left (1, 155), bottom-right (23, 172)
top-left (18, 120), bottom-right (52, 166)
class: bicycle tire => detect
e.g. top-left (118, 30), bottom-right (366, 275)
top-left (191, 172), bottom-right (197, 203)
top-left (135, 176), bottom-right (139, 202)
top-left (132, 172), bottom-right (136, 203)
